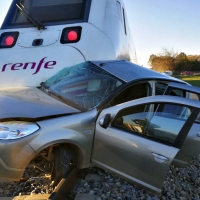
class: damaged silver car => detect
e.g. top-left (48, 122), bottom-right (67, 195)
top-left (0, 60), bottom-right (200, 193)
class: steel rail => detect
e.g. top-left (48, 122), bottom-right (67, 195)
top-left (48, 167), bottom-right (80, 200)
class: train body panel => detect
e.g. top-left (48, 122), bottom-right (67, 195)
top-left (0, 0), bottom-right (136, 88)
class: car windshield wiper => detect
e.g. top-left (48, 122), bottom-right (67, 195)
top-left (40, 82), bottom-right (50, 93)
top-left (16, 3), bottom-right (46, 30)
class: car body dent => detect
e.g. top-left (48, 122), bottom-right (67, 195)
top-left (92, 60), bottom-right (184, 83)
top-left (0, 87), bottom-right (80, 119)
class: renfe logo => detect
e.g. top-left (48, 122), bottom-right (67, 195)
top-left (1, 57), bottom-right (57, 75)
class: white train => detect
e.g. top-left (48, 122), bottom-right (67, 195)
top-left (0, 0), bottom-right (137, 88)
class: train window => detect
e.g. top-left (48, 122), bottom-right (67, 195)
top-left (2, 0), bottom-right (91, 28)
top-left (122, 8), bottom-right (127, 35)
top-left (116, 2), bottom-right (122, 20)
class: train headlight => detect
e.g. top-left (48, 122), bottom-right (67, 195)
top-left (0, 121), bottom-right (39, 140)
top-left (0, 32), bottom-right (19, 48)
top-left (60, 26), bottom-right (82, 44)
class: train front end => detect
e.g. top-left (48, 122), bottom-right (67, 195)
top-left (0, 0), bottom-right (135, 88)
top-left (0, 0), bottom-right (102, 88)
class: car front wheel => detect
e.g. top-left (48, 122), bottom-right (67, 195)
top-left (51, 145), bottom-right (72, 185)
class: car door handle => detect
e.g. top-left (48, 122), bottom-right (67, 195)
top-left (152, 153), bottom-right (170, 163)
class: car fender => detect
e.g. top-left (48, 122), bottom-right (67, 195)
top-left (25, 110), bottom-right (97, 168)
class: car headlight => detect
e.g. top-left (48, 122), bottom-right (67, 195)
top-left (0, 121), bottom-right (39, 140)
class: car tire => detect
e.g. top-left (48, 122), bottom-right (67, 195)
top-left (52, 144), bottom-right (72, 184)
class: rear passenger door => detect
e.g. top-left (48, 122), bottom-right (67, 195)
top-left (163, 82), bottom-right (200, 166)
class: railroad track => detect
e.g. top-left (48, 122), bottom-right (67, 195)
top-left (0, 167), bottom-right (80, 200)
top-left (49, 167), bottom-right (79, 200)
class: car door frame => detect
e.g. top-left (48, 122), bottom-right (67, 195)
top-left (92, 95), bottom-right (200, 193)
top-left (163, 82), bottom-right (200, 167)
top-left (164, 82), bottom-right (200, 148)
top-left (165, 82), bottom-right (200, 96)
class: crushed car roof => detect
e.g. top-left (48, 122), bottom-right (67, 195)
top-left (91, 60), bottom-right (185, 83)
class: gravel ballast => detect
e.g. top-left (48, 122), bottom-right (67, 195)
top-left (0, 155), bottom-right (200, 200)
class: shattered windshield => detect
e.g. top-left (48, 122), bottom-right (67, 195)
top-left (41, 62), bottom-right (124, 111)
top-left (2, 0), bottom-right (91, 28)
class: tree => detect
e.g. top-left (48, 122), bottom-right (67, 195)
top-left (148, 54), bottom-right (164, 71)
top-left (175, 52), bottom-right (188, 71)
top-left (148, 48), bottom-right (178, 72)
top-left (159, 48), bottom-right (178, 71)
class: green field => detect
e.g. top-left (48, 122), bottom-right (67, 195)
top-left (174, 75), bottom-right (200, 87)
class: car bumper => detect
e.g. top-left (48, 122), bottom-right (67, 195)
top-left (0, 139), bottom-right (36, 181)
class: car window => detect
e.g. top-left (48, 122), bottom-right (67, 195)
top-left (170, 89), bottom-right (185, 97)
top-left (155, 82), bottom-right (168, 95)
top-left (155, 82), bottom-right (185, 97)
top-left (110, 82), bottom-right (150, 106)
top-left (112, 103), bottom-right (192, 145)
top-left (158, 82), bottom-right (200, 123)
top-left (189, 93), bottom-right (200, 101)
top-left (41, 62), bottom-right (124, 110)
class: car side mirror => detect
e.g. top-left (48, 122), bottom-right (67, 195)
top-left (99, 114), bottom-right (111, 129)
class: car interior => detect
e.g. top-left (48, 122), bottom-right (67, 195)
top-left (110, 82), bottom-right (150, 106)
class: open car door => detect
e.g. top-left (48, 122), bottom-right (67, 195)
top-left (163, 82), bottom-right (200, 167)
top-left (92, 95), bottom-right (200, 193)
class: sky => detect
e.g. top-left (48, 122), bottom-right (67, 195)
top-left (0, 0), bottom-right (200, 68)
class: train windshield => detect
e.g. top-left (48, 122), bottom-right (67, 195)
top-left (2, 0), bottom-right (91, 29)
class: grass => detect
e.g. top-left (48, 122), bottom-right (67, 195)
top-left (174, 75), bottom-right (200, 87)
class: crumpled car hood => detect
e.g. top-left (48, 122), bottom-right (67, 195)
top-left (0, 87), bottom-right (80, 119)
